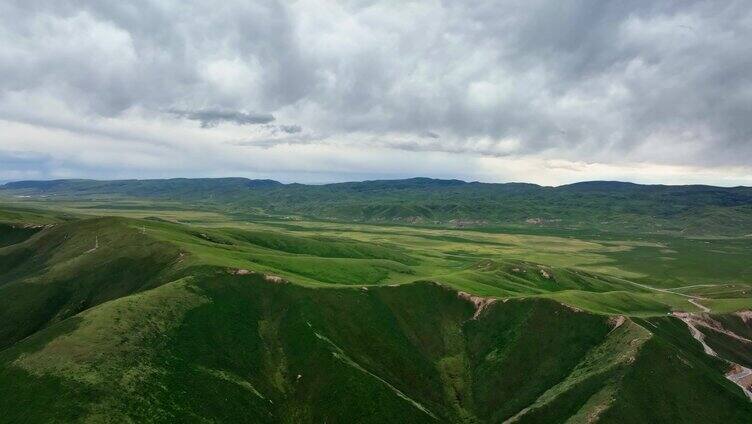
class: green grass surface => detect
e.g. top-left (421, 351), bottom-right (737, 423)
top-left (4, 177), bottom-right (752, 236)
top-left (0, 198), bottom-right (751, 422)
top-left (2, 275), bottom-right (750, 422)
top-left (2, 200), bottom-right (750, 315)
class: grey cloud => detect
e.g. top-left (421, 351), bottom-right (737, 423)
top-left (0, 0), bottom-right (751, 178)
top-left (170, 109), bottom-right (275, 128)
top-left (231, 133), bottom-right (314, 149)
top-left (271, 124), bottom-right (303, 134)
top-left (378, 138), bottom-right (516, 158)
top-left (0, 0), bottom-right (310, 116)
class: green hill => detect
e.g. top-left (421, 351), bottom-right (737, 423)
top-left (0, 198), bottom-right (750, 422)
top-left (0, 217), bottom-right (182, 349)
top-left (2, 272), bottom-right (751, 422)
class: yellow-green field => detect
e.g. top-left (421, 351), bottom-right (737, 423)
top-left (4, 198), bottom-right (751, 316)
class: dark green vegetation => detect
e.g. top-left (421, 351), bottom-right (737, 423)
top-left (0, 217), bottom-right (180, 350)
top-left (1, 178), bottom-right (751, 422)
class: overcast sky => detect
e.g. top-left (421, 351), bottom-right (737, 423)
top-left (1, 1), bottom-right (751, 186)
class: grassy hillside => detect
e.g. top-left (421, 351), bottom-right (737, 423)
top-left (3, 204), bottom-right (750, 314)
top-left (2, 275), bottom-right (750, 423)
top-left (0, 203), bottom-right (750, 422)
top-left (0, 217), bottom-right (182, 349)
top-left (4, 177), bottom-right (752, 236)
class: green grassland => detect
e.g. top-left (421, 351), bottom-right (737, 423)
top-left (0, 190), bottom-right (751, 422)
top-left (3, 197), bottom-right (749, 315)
top-left (5, 177), bottom-right (752, 236)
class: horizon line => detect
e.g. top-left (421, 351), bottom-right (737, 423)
top-left (2, 176), bottom-right (750, 189)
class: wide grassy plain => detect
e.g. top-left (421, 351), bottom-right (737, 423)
top-left (1, 193), bottom-right (751, 422)
top-left (4, 197), bottom-right (751, 316)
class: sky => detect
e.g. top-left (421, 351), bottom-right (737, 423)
top-left (1, 0), bottom-right (751, 186)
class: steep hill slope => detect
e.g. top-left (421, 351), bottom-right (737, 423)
top-left (0, 217), bottom-right (182, 349)
top-left (1, 276), bottom-right (751, 423)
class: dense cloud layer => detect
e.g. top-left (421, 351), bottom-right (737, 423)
top-left (1, 1), bottom-right (750, 184)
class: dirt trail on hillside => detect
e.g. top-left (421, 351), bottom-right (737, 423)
top-left (457, 291), bottom-right (497, 319)
top-left (673, 312), bottom-right (752, 400)
top-left (608, 275), bottom-right (713, 312)
top-left (673, 313), bottom-right (717, 356)
top-left (688, 298), bottom-right (711, 313)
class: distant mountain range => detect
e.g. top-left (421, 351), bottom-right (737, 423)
top-left (3, 177), bottom-right (752, 236)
